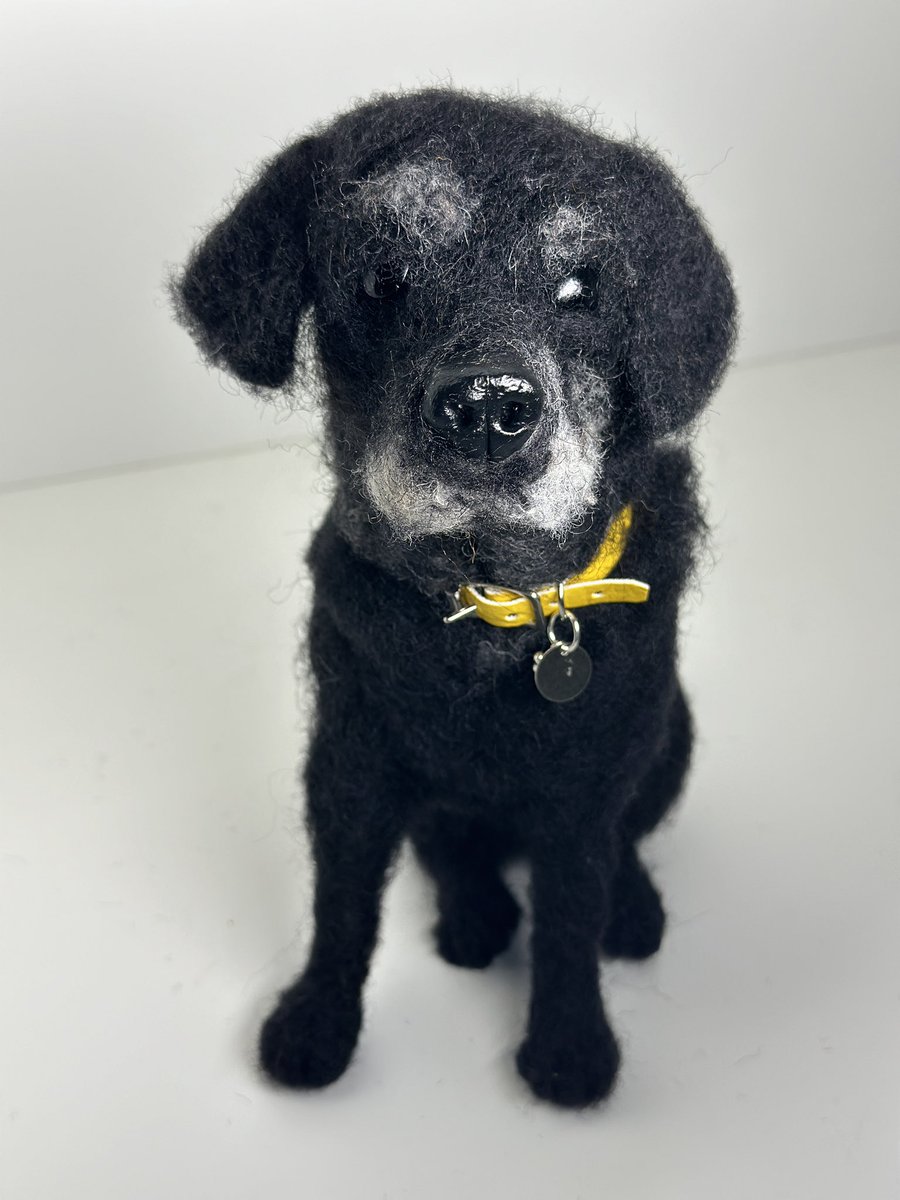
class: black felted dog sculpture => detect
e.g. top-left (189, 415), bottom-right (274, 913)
top-left (173, 88), bottom-right (736, 1108)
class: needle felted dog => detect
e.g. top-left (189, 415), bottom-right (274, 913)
top-left (173, 88), bottom-right (736, 1108)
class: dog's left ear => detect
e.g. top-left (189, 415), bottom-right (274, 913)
top-left (613, 144), bottom-right (737, 434)
top-left (173, 136), bottom-right (321, 390)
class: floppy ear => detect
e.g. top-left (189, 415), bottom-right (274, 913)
top-left (173, 137), bottom-right (320, 389)
top-left (614, 144), bottom-right (737, 434)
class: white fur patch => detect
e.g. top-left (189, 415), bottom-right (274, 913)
top-left (362, 443), bottom-right (471, 538)
top-left (540, 203), bottom-right (609, 269)
top-left (358, 160), bottom-right (478, 249)
top-left (517, 412), bottom-right (602, 532)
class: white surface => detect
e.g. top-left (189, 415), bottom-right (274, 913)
top-left (2, 0), bottom-right (900, 484)
top-left (1, 342), bottom-right (899, 1198)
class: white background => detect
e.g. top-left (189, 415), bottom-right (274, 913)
top-left (1, 0), bottom-right (899, 486)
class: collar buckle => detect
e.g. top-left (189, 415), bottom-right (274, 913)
top-left (443, 588), bottom-right (478, 624)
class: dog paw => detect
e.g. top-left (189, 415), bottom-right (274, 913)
top-left (435, 884), bottom-right (520, 969)
top-left (516, 1021), bottom-right (621, 1108)
top-left (258, 978), bottom-right (362, 1089)
top-left (602, 853), bottom-right (666, 960)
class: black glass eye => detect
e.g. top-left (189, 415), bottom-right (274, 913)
top-left (554, 269), bottom-right (598, 310)
top-left (362, 263), bottom-right (410, 301)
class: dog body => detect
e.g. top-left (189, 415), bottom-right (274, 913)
top-left (174, 89), bottom-right (736, 1107)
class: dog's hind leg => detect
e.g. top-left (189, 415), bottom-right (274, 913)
top-left (602, 685), bottom-right (693, 960)
top-left (409, 808), bottom-right (521, 969)
top-left (601, 845), bottom-right (667, 960)
top-left (258, 723), bottom-right (407, 1090)
top-left (621, 684), bottom-right (693, 843)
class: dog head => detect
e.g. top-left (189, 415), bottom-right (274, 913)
top-left (174, 90), bottom-right (735, 582)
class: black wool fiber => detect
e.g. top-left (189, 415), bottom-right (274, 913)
top-left (172, 87), bottom-right (737, 1109)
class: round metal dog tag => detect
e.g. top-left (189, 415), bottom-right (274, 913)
top-left (533, 643), bottom-right (593, 703)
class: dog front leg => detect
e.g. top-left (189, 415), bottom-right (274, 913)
top-left (258, 733), bottom-right (405, 1090)
top-left (517, 830), bottom-right (621, 1108)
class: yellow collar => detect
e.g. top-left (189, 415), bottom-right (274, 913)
top-left (444, 504), bottom-right (650, 629)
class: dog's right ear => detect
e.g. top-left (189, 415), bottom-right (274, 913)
top-left (173, 137), bottom-right (320, 390)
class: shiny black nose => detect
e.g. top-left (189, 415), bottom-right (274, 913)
top-left (421, 365), bottom-right (543, 461)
